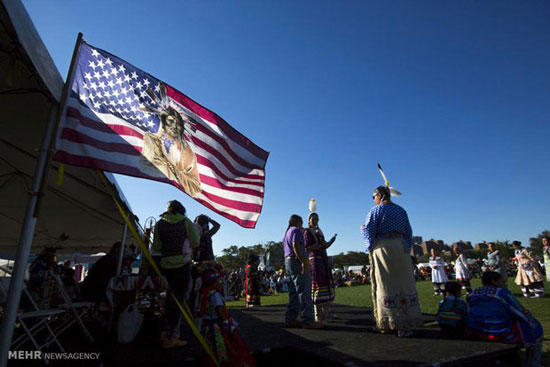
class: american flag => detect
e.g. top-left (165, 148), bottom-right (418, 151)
top-left (54, 41), bottom-right (269, 228)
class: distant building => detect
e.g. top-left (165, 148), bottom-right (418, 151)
top-left (410, 244), bottom-right (424, 257)
top-left (450, 241), bottom-right (474, 259)
top-left (410, 239), bottom-right (482, 258)
top-left (416, 240), bottom-right (446, 256)
top-left (452, 241), bottom-right (473, 252)
top-left (412, 236), bottom-right (423, 245)
top-left (474, 242), bottom-right (489, 250)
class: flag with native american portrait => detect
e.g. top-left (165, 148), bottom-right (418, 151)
top-left (54, 41), bottom-right (269, 228)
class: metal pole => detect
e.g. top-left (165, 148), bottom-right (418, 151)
top-left (34, 32), bottom-right (83, 217)
top-left (116, 222), bottom-right (128, 276)
top-left (0, 107), bottom-right (57, 367)
top-left (0, 32), bottom-right (83, 367)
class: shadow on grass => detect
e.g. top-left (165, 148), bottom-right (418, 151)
top-left (230, 303), bottom-right (521, 367)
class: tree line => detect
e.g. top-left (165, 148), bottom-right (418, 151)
top-left (216, 240), bottom-right (370, 271)
top-left (216, 230), bottom-right (549, 271)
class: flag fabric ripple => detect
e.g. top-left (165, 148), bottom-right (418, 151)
top-left (54, 41), bottom-right (269, 228)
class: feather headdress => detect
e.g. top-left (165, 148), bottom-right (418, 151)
top-left (377, 163), bottom-right (401, 197)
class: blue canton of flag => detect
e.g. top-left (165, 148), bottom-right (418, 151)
top-left (74, 43), bottom-right (162, 134)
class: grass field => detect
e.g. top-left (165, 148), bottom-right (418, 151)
top-left (228, 278), bottom-right (550, 365)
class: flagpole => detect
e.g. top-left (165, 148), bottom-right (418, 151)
top-left (0, 32), bottom-right (83, 367)
top-left (35, 32), bottom-right (83, 217)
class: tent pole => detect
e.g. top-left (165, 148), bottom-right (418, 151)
top-left (0, 107), bottom-right (57, 367)
top-left (0, 32), bottom-right (83, 367)
top-left (116, 222), bottom-right (128, 276)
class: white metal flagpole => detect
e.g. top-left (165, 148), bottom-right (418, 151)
top-left (0, 32), bottom-right (83, 367)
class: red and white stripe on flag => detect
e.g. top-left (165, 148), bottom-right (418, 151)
top-left (54, 42), bottom-right (269, 228)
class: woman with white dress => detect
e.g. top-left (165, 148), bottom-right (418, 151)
top-left (513, 241), bottom-right (544, 298)
top-left (453, 247), bottom-right (472, 294)
top-left (429, 248), bottom-right (449, 296)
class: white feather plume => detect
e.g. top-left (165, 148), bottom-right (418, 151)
top-left (309, 199), bottom-right (317, 212)
top-left (389, 187), bottom-right (402, 197)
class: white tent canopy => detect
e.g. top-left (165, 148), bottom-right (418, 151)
top-left (0, 3), bottom-right (145, 364)
top-left (0, 0), bottom-right (140, 255)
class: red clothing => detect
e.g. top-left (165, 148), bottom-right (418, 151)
top-left (244, 264), bottom-right (261, 307)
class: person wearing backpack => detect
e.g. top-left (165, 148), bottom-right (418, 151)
top-left (152, 200), bottom-right (199, 348)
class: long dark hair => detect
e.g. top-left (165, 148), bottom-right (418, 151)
top-left (444, 281), bottom-right (462, 309)
top-left (287, 214), bottom-right (303, 230)
top-left (195, 214), bottom-right (209, 226)
top-left (481, 271), bottom-right (501, 287)
top-left (162, 200), bottom-right (186, 216)
top-left (374, 186), bottom-right (391, 202)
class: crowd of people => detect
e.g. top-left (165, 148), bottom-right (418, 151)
top-left (224, 267), bottom-right (291, 301)
top-left (332, 269), bottom-right (367, 287)
top-left (24, 200), bottom-right (253, 366)
top-left (18, 190), bottom-right (550, 367)
top-left (157, 194), bottom-right (548, 367)
top-left (136, 189), bottom-right (547, 366)
top-left (422, 240), bottom-right (547, 300)
top-left (417, 255), bottom-right (518, 281)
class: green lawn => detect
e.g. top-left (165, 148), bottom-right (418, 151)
top-left (228, 278), bottom-right (550, 365)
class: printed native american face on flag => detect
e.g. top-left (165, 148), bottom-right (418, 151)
top-left (139, 83), bottom-right (201, 196)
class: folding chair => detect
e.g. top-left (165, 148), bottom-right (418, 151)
top-left (0, 270), bottom-right (67, 365)
top-left (48, 269), bottom-right (95, 342)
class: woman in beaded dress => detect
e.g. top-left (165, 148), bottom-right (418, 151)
top-left (303, 212), bottom-right (336, 323)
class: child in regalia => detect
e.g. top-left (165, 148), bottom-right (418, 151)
top-left (244, 254), bottom-right (261, 308)
top-left (429, 248), bottom-right (449, 296)
top-left (436, 281), bottom-right (467, 339)
top-left (199, 268), bottom-right (255, 367)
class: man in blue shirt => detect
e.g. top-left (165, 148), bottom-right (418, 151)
top-left (360, 186), bottom-right (422, 337)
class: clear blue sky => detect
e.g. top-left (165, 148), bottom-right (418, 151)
top-left (23, 0), bottom-right (550, 255)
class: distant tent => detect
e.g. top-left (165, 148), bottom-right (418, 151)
top-left (56, 253), bottom-right (106, 264)
top-left (344, 265), bottom-right (367, 274)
